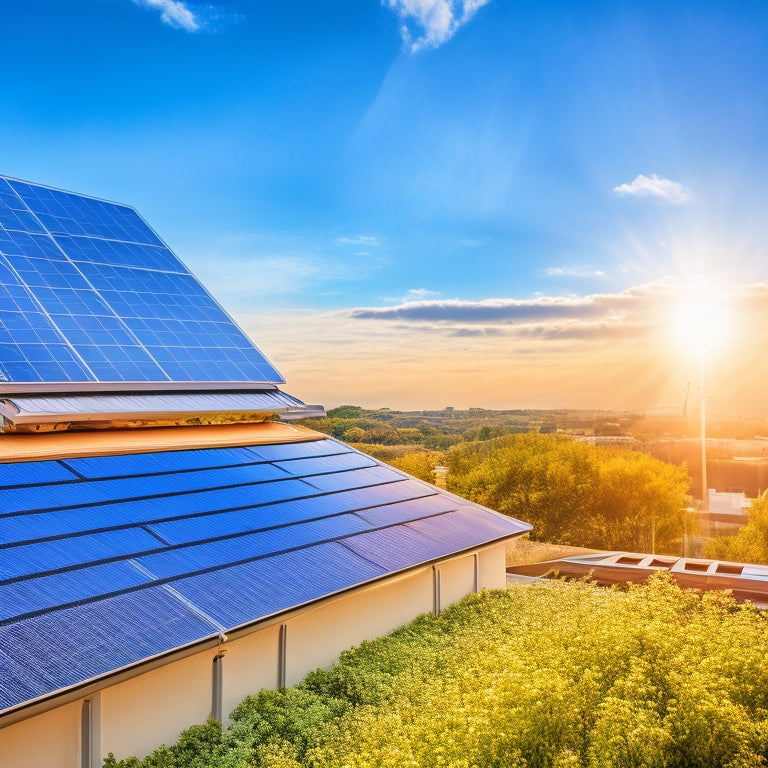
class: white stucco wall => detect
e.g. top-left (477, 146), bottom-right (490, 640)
top-left (222, 623), bottom-right (281, 718)
top-left (284, 565), bottom-right (434, 686)
top-left (0, 700), bottom-right (81, 768)
top-left (436, 553), bottom-right (477, 611)
top-left (100, 649), bottom-right (216, 761)
top-left (478, 542), bottom-right (507, 590)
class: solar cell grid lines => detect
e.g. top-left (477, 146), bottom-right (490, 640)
top-left (0, 175), bottom-right (283, 389)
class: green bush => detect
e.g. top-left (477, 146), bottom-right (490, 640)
top-left (107, 576), bottom-right (768, 768)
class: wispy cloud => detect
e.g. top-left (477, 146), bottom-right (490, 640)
top-left (133, 0), bottom-right (243, 32)
top-left (383, 0), bottom-right (490, 52)
top-left (403, 288), bottom-right (442, 301)
top-left (381, 287), bottom-right (443, 303)
top-left (132, 0), bottom-right (199, 31)
top-left (613, 174), bottom-right (693, 205)
top-left (545, 266), bottom-right (607, 278)
top-left (335, 235), bottom-right (382, 247)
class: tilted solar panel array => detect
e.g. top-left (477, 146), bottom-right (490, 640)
top-left (0, 437), bottom-right (530, 711)
top-left (0, 175), bottom-right (283, 389)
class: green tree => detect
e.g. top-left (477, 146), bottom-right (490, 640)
top-left (446, 434), bottom-right (690, 552)
top-left (387, 450), bottom-right (444, 483)
top-left (341, 426), bottom-right (365, 443)
top-left (706, 492), bottom-right (768, 564)
top-left (595, 450), bottom-right (690, 552)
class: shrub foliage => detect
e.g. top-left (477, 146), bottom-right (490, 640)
top-left (105, 576), bottom-right (768, 768)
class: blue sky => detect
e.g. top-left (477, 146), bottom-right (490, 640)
top-left (3, 1), bottom-right (768, 412)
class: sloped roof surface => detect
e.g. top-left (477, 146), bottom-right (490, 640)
top-left (0, 436), bottom-right (530, 713)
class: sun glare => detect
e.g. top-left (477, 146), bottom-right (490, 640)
top-left (672, 286), bottom-right (731, 359)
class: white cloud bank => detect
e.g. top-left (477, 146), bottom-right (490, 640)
top-left (132, 0), bottom-right (199, 32)
top-left (238, 280), bottom-right (768, 414)
top-left (383, 0), bottom-right (491, 52)
top-left (614, 174), bottom-right (693, 205)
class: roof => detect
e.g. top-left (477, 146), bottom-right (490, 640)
top-left (1, 427), bottom-right (531, 718)
top-left (1, 175), bottom-right (531, 726)
top-left (508, 551), bottom-right (768, 607)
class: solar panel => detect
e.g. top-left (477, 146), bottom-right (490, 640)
top-left (0, 175), bottom-right (283, 390)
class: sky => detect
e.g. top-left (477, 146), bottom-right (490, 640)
top-left (3, 0), bottom-right (768, 414)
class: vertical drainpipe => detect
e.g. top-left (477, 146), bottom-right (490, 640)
top-left (211, 652), bottom-right (225, 722)
top-left (433, 566), bottom-right (441, 615)
top-left (278, 624), bottom-right (288, 688)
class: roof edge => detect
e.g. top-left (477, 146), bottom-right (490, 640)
top-left (0, 421), bottom-right (325, 463)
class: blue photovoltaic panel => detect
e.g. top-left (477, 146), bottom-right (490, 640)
top-left (273, 451), bottom-right (377, 476)
top-left (410, 507), bottom-right (517, 542)
top-left (245, 439), bottom-right (351, 461)
top-left (0, 561), bottom-right (150, 621)
top-left (0, 175), bottom-right (283, 387)
top-left (0, 461), bottom-right (293, 515)
top-left (0, 460), bottom-right (78, 487)
top-left (172, 543), bottom-right (386, 630)
top-left (354, 495), bottom-right (459, 527)
top-left (138, 514), bottom-right (370, 580)
top-left (0, 528), bottom-right (161, 582)
top-left (0, 478), bottom-right (318, 546)
top-left (1, 438), bottom-right (531, 714)
top-left (62, 445), bottom-right (262, 479)
top-left (342, 525), bottom-right (450, 572)
top-left (300, 465), bottom-right (404, 492)
top-left (147, 483), bottom-right (437, 545)
top-left (0, 587), bottom-right (216, 710)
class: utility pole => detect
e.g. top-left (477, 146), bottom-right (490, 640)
top-left (699, 351), bottom-right (708, 511)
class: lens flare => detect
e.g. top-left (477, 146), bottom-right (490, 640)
top-left (672, 285), bottom-right (730, 358)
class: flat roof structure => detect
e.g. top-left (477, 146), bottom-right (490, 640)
top-left (508, 551), bottom-right (768, 608)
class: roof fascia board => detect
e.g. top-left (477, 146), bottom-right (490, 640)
top-left (0, 422), bottom-right (324, 463)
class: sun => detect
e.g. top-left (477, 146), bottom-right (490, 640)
top-left (671, 283), bottom-right (731, 360)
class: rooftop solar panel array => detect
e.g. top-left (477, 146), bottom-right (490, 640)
top-left (0, 437), bottom-right (530, 712)
top-left (0, 175), bottom-right (283, 389)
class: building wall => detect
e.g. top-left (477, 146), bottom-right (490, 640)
top-left (0, 700), bottom-right (81, 768)
top-left (221, 624), bottom-right (281, 717)
top-left (0, 543), bottom-right (510, 767)
top-left (478, 542), bottom-right (507, 590)
top-left (283, 566), bottom-right (434, 686)
top-left (100, 649), bottom-right (216, 762)
top-left (436, 553), bottom-right (477, 610)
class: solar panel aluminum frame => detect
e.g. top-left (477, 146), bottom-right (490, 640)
top-left (0, 394), bottom-right (325, 433)
top-left (0, 175), bottom-right (285, 393)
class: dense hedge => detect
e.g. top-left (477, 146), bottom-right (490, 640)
top-left (105, 576), bottom-right (768, 768)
